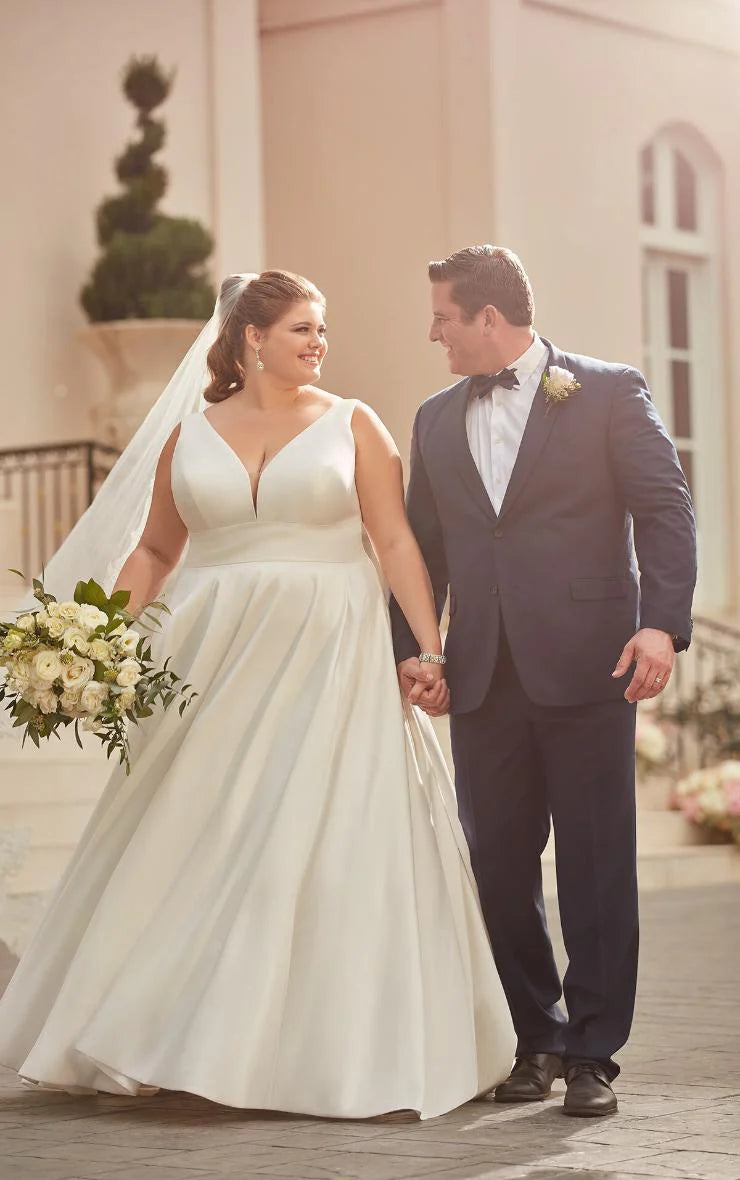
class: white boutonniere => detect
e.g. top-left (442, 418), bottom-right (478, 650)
top-left (542, 366), bottom-right (581, 411)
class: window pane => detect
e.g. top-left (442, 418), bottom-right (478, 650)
top-left (674, 149), bottom-right (697, 232)
top-left (677, 448), bottom-right (695, 503)
top-left (668, 269), bottom-right (689, 349)
top-left (641, 144), bottom-right (655, 225)
top-left (641, 264), bottom-right (650, 348)
top-left (671, 360), bottom-right (692, 438)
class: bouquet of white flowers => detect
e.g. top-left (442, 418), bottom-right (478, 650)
top-left (0, 574), bottom-right (196, 773)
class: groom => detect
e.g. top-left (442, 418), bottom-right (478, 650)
top-left (391, 245), bottom-right (697, 1116)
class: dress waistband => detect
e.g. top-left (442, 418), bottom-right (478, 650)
top-left (184, 518), bottom-right (367, 567)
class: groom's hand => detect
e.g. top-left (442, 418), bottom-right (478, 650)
top-left (397, 657), bottom-right (450, 716)
top-left (612, 628), bottom-right (675, 703)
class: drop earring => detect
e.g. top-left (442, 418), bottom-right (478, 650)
top-left (255, 348), bottom-right (265, 372)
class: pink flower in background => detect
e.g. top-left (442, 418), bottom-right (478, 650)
top-left (723, 780), bottom-right (740, 816)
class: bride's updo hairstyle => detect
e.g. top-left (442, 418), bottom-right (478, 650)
top-left (204, 269), bottom-right (326, 403)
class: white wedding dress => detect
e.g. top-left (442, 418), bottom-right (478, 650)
top-left (0, 398), bottom-right (515, 1119)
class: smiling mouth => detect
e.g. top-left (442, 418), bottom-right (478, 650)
top-left (300, 355), bottom-right (321, 365)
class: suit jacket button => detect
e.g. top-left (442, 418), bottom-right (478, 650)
top-left (494, 527), bottom-right (504, 538)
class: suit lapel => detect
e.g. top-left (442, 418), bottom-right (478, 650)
top-left (447, 379), bottom-right (498, 523)
top-left (497, 338), bottom-right (564, 521)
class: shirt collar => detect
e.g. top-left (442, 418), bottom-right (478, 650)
top-left (508, 333), bottom-right (547, 385)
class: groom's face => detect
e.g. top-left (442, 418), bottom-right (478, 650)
top-left (429, 282), bottom-right (485, 376)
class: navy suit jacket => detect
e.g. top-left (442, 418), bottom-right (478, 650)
top-left (389, 339), bottom-right (697, 712)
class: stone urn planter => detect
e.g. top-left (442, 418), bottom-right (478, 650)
top-left (80, 319), bottom-right (206, 448)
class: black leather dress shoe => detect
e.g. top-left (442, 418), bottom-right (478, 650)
top-left (563, 1062), bottom-right (618, 1116)
top-left (494, 1053), bottom-right (563, 1103)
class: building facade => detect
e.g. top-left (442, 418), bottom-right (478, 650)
top-left (2, 0), bottom-right (738, 614)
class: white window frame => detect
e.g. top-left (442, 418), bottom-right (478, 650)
top-left (640, 127), bottom-right (728, 612)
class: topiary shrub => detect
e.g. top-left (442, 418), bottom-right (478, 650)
top-left (81, 56), bottom-right (215, 322)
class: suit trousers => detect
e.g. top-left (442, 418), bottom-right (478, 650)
top-left (450, 630), bottom-right (639, 1080)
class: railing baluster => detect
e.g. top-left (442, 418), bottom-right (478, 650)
top-left (0, 440), bottom-right (119, 577)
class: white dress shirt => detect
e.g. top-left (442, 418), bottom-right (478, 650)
top-left (465, 333), bottom-right (549, 514)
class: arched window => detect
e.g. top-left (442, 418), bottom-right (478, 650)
top-left (640, 126), bottom-right (727, 609)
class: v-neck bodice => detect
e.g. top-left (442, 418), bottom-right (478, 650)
top-left (171, 398), bottom-right (363, 565)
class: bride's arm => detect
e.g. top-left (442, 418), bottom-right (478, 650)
top-left (112, 427), bottom-right (188, 614)
top-left (352, 403), bottom-right (448, 708)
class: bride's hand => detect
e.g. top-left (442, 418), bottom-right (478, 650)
top-left (416, 674), bottom-right (450, 717)
top-left (397, 658), bottom-right (450, 716)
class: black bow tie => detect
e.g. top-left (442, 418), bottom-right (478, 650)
top-left (470, 368), bottom-right (519, 399)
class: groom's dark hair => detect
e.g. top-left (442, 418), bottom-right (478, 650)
top-left (428, 245), bottom-right (534, 326)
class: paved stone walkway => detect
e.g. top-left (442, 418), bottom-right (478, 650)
top-left (0, 884), bottom-right (738, 1179)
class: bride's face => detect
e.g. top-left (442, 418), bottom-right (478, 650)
top-left (260, 300), bottom-right (328, 385)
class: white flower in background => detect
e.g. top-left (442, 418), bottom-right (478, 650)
top-left (15, 614), bottom-right (36, 632)
top-left (635, 715), bottom-right (668, 765)
top-left (88, 638), bottom-right (111, 662)
top-left (45, 602), bottom-right (61, 617)
top-left (60, 657), bottom-right (95, 691)
top-left (35, 609), bottom-right (49, 626)
top-left (116, 659), bottom-right (143, 688)
top-left (57, 602), bottom-right (81, 622)
top-left (80, 681), bottom-right (109, 715)
top-left (32, 649), bottom-right (63, 684)
top-left (77, 605), bottom-right (108, 632)
top-left (46, 617), bottom-right (66, 639)
top-left (62, 626), bottom-right (90, 654)
top-left (117, 629), bottom-right (141, 656)
top-left (3, 632), bottom-right (24, 653)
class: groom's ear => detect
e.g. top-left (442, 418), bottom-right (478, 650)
top-left (481, 304), bottom-right (501, 333)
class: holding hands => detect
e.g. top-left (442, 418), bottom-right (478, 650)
top-left (397, 656), bottom-right (450, 717)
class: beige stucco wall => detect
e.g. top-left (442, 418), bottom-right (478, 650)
top-left (0, 0), bottom-right (262, 450)
top-left (260, 0), bottom-right (740, 613)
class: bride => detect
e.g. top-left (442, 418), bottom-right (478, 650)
top-left (0, 270), bottom-right (515, 1120)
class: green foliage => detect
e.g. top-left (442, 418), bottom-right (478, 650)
top-left (81, 55), bottom-right (215, 323)
top-left (0, 573), bottom-right (197, 773)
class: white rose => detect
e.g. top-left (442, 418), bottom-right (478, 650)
top-left (82, 715), bottom-right (105, 733)
top-left (77, 605), bottom-right (109, 632)
top-left (2, 632), bottom-right (24, 653)
top-left (35, 609), bottom-right (49, 626)
top-left (88, 638), bottom-right (111, 662)
top-left (46, 617), bottom-right (66, 639)
top-left (7, 672), bottom-right (32, 697)
top-left (547, 366), bottom-right (577, 394)
top-left (80, 680), bottom-right (109, 715)
top-left (62, 626), bottom-right (90, 655)
top-left (117, 629), bottom-right (141, 656)
top-left (57, 601), bottom-right (81, 622)
top-left (116, 659), bottom-right (143, 688)
top-left (16, 614), bottom-right (36, 632)
top-left (60, 658), bottom-right (95, 690)
top-left (35, 688), bottom-right (59, 715)
top-left (117, 686), bottom-right (136, 710)
top-left (32, 649), bottom-right (63, 684)
top-left (45, 601), bottom-right (61, 617)
top-left (59, 689), bottom-right (83, 716)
